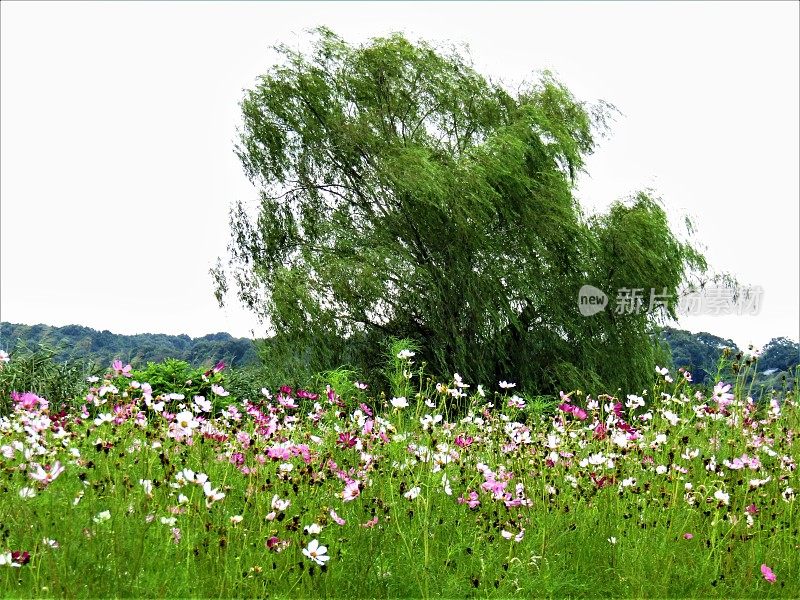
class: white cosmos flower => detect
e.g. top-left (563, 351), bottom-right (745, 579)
top-left (202, 482), bottom-right (225, 506)
top-left (397, 349), bottom-right (415, 360)
top-left (175, 469), bottom-right (195, 485)
top-left (404, 486), bottom-right (421, 500)
top-left (304, 523), bottom-right (323, 535)
top-left (271, 494), bottom-right (290, 511)
top-left (302, 539), bottom-right (330, 565)
top-left (498, 381), bottom-right (516, 389)
top-left (714, 489), bottom-right (730, 505)
top-left (93, 510), bottom-right (111, 524)
top-left (587, 453), bottom-right (607, 466)
top-left (390, 396), bottom-right (409, 409)
top-left (211, 384), bottom-right (229, 397)
top-left (93, 413), bottom-right (114, 427)
top-left (612, 432), bottom-right (629, 449)
top-left (19, 487), bottom-right (36, 499)
top-left (139, 479), bottom-right (153, 497)
top-left (174, 411), bottom-right (198, 431)
top-left (192, 396), bottom-right (212, 413)
top-left (442, 473), bottom-right (452, 496)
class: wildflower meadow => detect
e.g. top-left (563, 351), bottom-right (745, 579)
top-left (0, 345), bottom-right (797, 598)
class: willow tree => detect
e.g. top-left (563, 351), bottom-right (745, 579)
top-left (213, 28), bottom-right (706, 394)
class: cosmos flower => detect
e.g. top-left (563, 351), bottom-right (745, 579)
top-left (29, 461), bottom-right (65, 487)
top-left (713, 382), bottom-right (734, 408)
top-left (760, 564), bottom-right (776, 583)
top-left (211, 384), bottom-right (230, 397)
top-left (302, 539), bottom-right (330, 565)
top-left (93, 510), bottom-right (111, 524)
top-left (390, 397), bottom-right (409, 409)
top-left (342, 481), bottom-right (360, 502)
top-left (111, 359), bottom-right (132, 378)
top-left (713, 489), bottom-right (730, 505)
top-left (404, 486), bottom-right (422, 500)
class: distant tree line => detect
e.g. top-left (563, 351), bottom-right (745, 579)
top-left (661, 327), bottom-right (798, 391)
top-left (0, 322), bottom-right (259, 369)
top-left (1, 321), bottom-right (796, 393)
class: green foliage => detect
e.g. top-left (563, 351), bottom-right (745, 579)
top-left (660, 327), bottom-right (739, 384)
top-left (0, 342), bottom-right (96, 414)
top-left (758, 337), bottom-right (800, 373)
top-left (660, 328), bottom-right (798, 394)
top-left (214, 28), bottom-right (708, 396)
top-left (130, 359), bottom-right (232, 412)
top-left (0, 321), bottom-right (259, 370)
top-left (223, 364), bottom-right (272, 402)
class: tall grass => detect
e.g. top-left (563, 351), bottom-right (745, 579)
top-left (0, 347), bottom-right (797, 598)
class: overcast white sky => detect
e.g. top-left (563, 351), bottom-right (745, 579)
top-left (1, 1), bottom-right (798, 349)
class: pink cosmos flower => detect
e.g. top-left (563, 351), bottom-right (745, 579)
top-left (111, 359), bottom-right (132, 378)
top-left (683, 533), bottom-right (693, 540)
top-left (329, 509), bottom-right (346, 526)
top-left (361, 516), bottom-right (378, 528)
top-left (266, 536), bottom-right (290, 552)
top-left (11, 391), bottom-right (47, 411)
top-left (277, 394), bottom-right (298, 409)
top-left (458, 491), bottom-right (481, 509)
top-left (454, 435), bottom-right (474, 448)
top-left (593, 422), bottom-right (607, 440)
top-left (342, 481), bottom-right (360, 502)
top-left (338, 431), bottom-right (358, 449)
top-left (713, 382), bottom-right (734, 408)
top-left (507, 395), bottom-right (526, 409)
top-left (557, 402), bottom-right (573, 414)
top-left (29, 461), bottom-right (65, 486)
top-left (760, 564), bottom-right (776, 583)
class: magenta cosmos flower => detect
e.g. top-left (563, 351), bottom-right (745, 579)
top-left (760, 564), bottom-right (776, 583)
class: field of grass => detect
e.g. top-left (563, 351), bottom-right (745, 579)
top-left (0, 347), bottom-right (797, 598)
